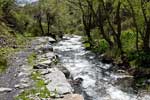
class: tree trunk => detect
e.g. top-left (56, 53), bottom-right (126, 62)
top-left (46, 12), bottom-right (50, 35)
top-left (85, 28), bottom-right (92, 45)
top-left (116, 1), bottom-right (123, 54)
top-left (144, 21), bottom-right (150, 52)
top-left (38, 16), bottom-right (44, 35)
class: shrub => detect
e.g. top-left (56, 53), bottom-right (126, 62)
top-left (121, 30), bottom-right (136, 52)
top-left (92, 39), bottom-right (109, 53)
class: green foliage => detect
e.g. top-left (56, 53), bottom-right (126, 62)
top-left (16, 72), bottom-right (51, 100)
top-left (128, 51), bottom-right (150, 68)
top-left (92, 39), bottom-right (109, 53)
top-left (137, 52), bottom-right (150, 67)
top-left (0, 47), bottom-right (16, 73)
top-left (0, 56), bottom-right (7, 73)
top-left (121, 30), bottom-right (136, 52)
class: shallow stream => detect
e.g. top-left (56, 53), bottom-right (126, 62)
top-left (53, 35), bottom-right (150, 100)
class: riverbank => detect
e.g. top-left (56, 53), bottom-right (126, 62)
top-left (81, 36), bottom-right (150, 93)
top-left (91, 49), bottom-right (150, 93)
top-left (0, 36), bottom-right (84, 100)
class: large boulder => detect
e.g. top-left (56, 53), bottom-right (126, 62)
top-left (45, 68), bottom-right (73, 95)
top-left (37, 37), bottom-right (56, 43)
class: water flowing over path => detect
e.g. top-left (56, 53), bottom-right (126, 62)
top-left (53, 35), bottom-right (150, 100)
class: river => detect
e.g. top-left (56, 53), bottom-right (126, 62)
top-left (53, 35), bottom-right (150, 100)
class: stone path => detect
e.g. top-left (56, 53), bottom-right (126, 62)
top-left (0, 37), bottom-right (84, 100)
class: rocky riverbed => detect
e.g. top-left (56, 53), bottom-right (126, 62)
top-left (0, 36), bottom-right (84, 100)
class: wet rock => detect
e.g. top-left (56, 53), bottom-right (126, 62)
top-left (100, 54), bottom-right (113, 64)
top-left (70, 78), bottom-right (83, 94)
top-left (56, 65), bottom-right (70, 78)
top-left (45, 68), bottom-right (73, 95)
top-left (33, 64), bottom-right (50, 69)
top-left (42, 44), bottom-right (53, 53)
top-left (35, 44), bottom-right (53, 54)
top-left (73, 78), bottom-right (83, 85)
top-left (0, 88), bottom-right (12, 92)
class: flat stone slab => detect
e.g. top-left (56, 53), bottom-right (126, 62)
top-left (45, 68), bottom-right (73, 95)
top-left (39, 60), bottom-right (52, 65)
top-left (56, 94), bottom-right (84, 100)
top-left (34, 60), bottom-right (53, 69)
top-left (37, 52), bottom-right (56, 60)
top-left (14, 83), bottom-right (30, 89)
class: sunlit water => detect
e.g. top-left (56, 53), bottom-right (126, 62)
top-left (53, 35), bottom-right (150, 100)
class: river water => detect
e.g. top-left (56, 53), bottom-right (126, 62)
top-left (53, 35), bottom-right (150, 100)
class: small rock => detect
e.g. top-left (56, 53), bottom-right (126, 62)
top-left (14, 83), bottom-right (30, 89)
top-left (42, 44), bottom-right (53, 53)
top-left (38, 52), bottom-right (56, 60)
top-left (20, 78), bottom-right (29, 83)
top-left (0, 87), bottom-right (12, 92)
top-left (34, 44), bottom-right (53, 54)
top-left (44, 80), bottom-right (50, 85)
top-left (40, 69), bottom-right (51, 75)
top-left (40, 60), bottom-right (52, 65)
top-left (73, 78), bottom-right (83, 85)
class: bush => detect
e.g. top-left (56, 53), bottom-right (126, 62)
top-left (138, 51), bottom-right (150, 67)
top-left (128, 51), bottom-right (150, 67)
top-left (121, 30), bottom-right (136, 52)
top-left (92, 39), bottom-right (109, 53)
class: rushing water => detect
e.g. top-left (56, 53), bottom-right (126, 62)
top-left (53, 35), bottom-right (150, 100)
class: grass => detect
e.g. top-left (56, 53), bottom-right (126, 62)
top-left (0, 57), bottom-right (7, 73)
top-left (0, 47), bottom-right (17, 73)
top-left (0, 22), bottom-right (33, 73)
top-left (27, 53), bottom-right (37, 66)
top-left (15, 72), bottom-right (51, 100)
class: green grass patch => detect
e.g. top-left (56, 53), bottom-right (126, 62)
top-left (15, 72), bottom-right (51, 100)
top-left (27, 53), bottom-right (37, 66)
top-left (0, 47), bottom-right (17, 73)
top-left (0, 57), bottom-right (7, 73)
